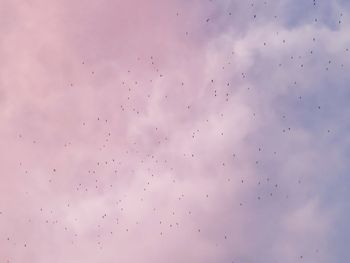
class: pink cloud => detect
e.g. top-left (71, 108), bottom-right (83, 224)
top-left (0, 0), bottom-right (349, 262)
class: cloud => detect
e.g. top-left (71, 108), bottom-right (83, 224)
top-left (0, 0), bottom-right (349, 262)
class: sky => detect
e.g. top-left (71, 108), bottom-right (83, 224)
top-left (0, 0), bottom-right (349, 262)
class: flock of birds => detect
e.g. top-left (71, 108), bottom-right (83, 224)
top-left (0, 0), bottom-right (348, 262)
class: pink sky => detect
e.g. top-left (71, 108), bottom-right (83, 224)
top-left (0, 0), bottom-right (350, 262)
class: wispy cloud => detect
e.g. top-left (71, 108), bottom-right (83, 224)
top-left (0, 0), bottom-right (349, 262)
